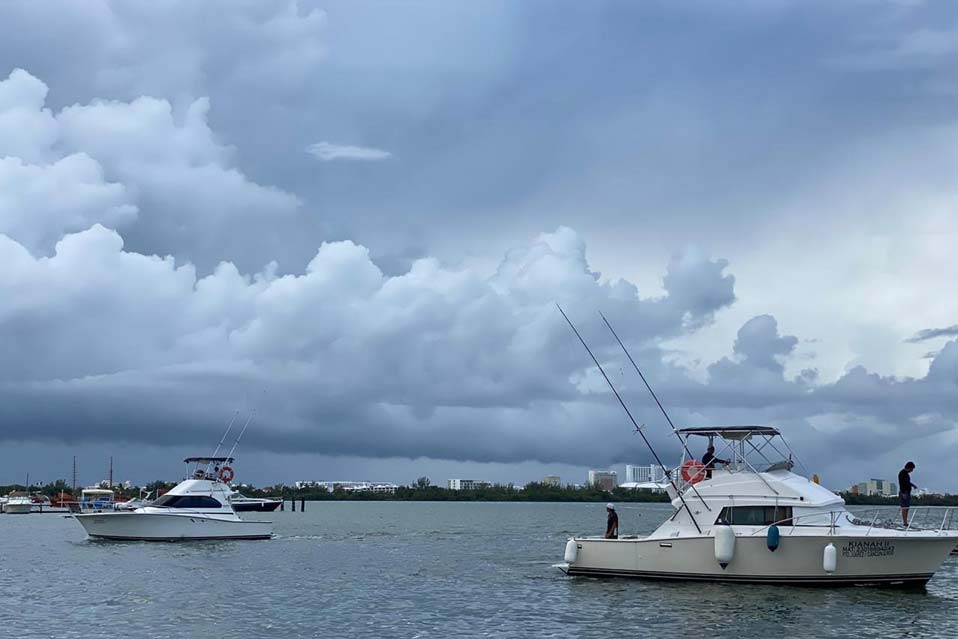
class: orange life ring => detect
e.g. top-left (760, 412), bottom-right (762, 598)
top-left (219, 466), bottom-right (235, 483)
top-left (680, 460), bottom-right (705, 484)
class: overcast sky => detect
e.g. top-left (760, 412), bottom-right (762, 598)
top-left (1, 0), bottom-right (956, 492)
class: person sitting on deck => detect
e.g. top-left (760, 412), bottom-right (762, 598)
top-left (702, 445), bottom-right (729, 480)
top-left (605, 503), bottom-right (619, 539)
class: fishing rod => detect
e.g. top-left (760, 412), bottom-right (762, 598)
top-left (210, 411), bottom-right (240, 461)
top-left (225, 411), bottom-right (255, 462)
top-left (556, 304), bottom-right (702, 534)
top-left (599, 310), bottom-right (711, 512)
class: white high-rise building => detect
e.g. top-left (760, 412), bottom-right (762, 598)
top-left (625, 464), bottom-right (665, 483)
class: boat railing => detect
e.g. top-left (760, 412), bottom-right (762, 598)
top-left (745, 507), bottom-right (958, 537)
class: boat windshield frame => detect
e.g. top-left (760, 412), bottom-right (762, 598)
top-left (677, 425), bottom-right (804, 476)
top-left (183, 456), bottom-right (234, 482)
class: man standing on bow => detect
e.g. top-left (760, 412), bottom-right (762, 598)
top-left (898, 461), bottom-right (918, 527)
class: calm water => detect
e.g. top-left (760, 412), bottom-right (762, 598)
top-left (1, 502), bottom-right (956, 638)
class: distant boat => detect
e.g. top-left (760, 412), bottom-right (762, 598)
top-left (228, 493), bottom-right (282, 512)
top-left (80, 488), bottom-right (115, 511)
top-left (3, 493), bottom-right (33, 514)
top-left (72, 457), bottom-right (272, 541)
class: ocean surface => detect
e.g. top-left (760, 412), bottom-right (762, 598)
top-left (1, 502), bottom-right (956, 639)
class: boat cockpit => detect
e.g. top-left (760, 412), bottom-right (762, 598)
top-left (676, 425), bottom-right (802, 484)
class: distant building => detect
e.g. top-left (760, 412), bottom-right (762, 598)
top-left (587, 470), bottom-right (618, 491)
top-left (542, 475), bottom-right (561, 487)
top-left (625, 464), bottom-right (665, 484)
top-left (849, 479), bottom-right (898, 497)
top-left (294, 481), bottom-right (398, 493)
top-left (448, 479), bottom-right (491, 491)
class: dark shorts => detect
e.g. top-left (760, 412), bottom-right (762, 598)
top-left (899, 492), bottom-right (911, 508)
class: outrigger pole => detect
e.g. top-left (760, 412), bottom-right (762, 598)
top-left (556, 304), bottom-right (702, 534)
top-left (599, 311), bottom-right (711, 512)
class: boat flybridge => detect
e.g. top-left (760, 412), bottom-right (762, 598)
top-left (73, 457), bottom-right (272, 541)
top-left (559, 426), bottom-right (958, 587)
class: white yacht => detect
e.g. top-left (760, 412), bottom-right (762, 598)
top-left (559, 426), bottom-right (958, 587)
top-left (73, 457), bottom-right (272, 541)
top-left (2, 493), bottom-right (34, 514)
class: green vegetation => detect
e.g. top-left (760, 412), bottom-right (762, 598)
top-left (245, 481), bottom-right (671, 503)
top-left (0, 478), bottom-right (669, 502)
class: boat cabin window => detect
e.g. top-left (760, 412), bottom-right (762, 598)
top-left (151, 495), bottom-right (222, 509)
top-left (716, 506), bottom-right (792, 526)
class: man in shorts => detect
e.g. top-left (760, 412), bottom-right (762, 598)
top-left (898, 461), bottom-right (918, 526)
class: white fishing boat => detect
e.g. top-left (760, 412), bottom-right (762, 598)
top-left (558, 426), bottom-right (958, 587)
top-left (73, 456), bottom-right (272, 541)
top-left (555, 308), bottom-right (958, 587)
top-left (2, 493), bottom-right (34, 514)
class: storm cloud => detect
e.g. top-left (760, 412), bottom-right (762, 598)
top-left (1, 1), bottom-right (957, 490)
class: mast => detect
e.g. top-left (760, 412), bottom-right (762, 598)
top-left (599, 311), bottom-right (711, 511)
top-left (556, 304), bottom-right (702, 533)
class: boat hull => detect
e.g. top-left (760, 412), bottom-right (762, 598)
top-left (231, 501), bottom-right (282, 512)
top-left (562, 534), bottom-right (957, 587)
top-left (74, 512), bottom-right (272, 541)
top-left (2, 503), bottom-right (33, 514)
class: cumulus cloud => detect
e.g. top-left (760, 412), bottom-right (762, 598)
top-left (0, 221), bottom-right (739, 465)
top-left (307, 141), bottom-right (392, 162)
top-left (0, 69), bottom-right (300, 264)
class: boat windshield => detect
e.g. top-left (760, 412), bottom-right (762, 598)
top-left (677, 425), bottom-right (803, 476)
top-left (151, 495), bottom-right (223, 509)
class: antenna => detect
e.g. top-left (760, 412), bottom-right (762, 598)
top-left (556, 304), bottom-right (702, 533)
top-left (225, 412), bottom-right (255, 462)
top-left (599, 310), bottom-right (711, 511)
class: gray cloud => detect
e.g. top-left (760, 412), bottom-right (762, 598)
top-left (2, 2), bottom-right (958, 492)
top-left (307, 142), bottom-right (392, 162)
top-left (905, 325), bottom-right (958, 343)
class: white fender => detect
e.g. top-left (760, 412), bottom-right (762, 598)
top-left (714, 525), bottom-right (735, 568)
top-left (823, 543), bottom-right (837, 573)
top-left (564, 539), bottom-right (578, 563)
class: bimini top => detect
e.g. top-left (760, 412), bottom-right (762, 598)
top-left (183, 457), bottom-right (234, 464)
top-left (677, 425), bottom-right (780, 440)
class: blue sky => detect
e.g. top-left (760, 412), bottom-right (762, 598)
top-left (0, 1), bottom-right (956, 491)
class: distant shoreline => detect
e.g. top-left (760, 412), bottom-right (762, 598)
top-left (6, 482), bottom-right (955, 507)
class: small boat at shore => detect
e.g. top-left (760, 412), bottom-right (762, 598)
top-left (2, 492), bottom-right (33, 514)
top-left (73, 457), bottom-right (272, 541)
top-left (228, 493), bottom-right (282, 512)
